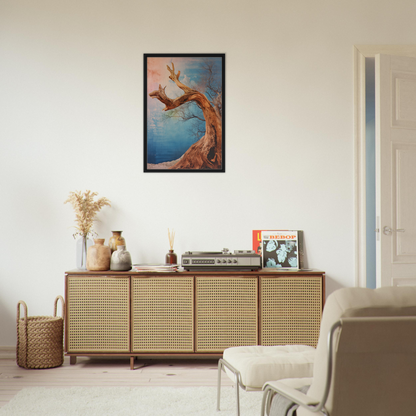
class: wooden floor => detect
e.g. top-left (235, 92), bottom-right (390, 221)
top-left (0, 353), bottom-right (234, 408)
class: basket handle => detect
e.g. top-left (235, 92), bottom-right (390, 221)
top-left (53, 295), bottom-right (65, 320)
top-left (17, 300), bottom-right (28, 323)
top-left (16, 300), bottom-right (28, 368)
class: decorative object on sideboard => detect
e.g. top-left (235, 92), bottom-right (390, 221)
top-left (110, 245), bottom-right (132, 271)
top-left (64, 190), bottom-right (111, 270)
top-left (165, 228), bottom-right (177, 265)
top-left (16, 296), bottom-right (65, 369)
top-left (108, 230), bottom-right (126, 253)
top-left (86, 238), bottom-right (111, 271)
top-left (76, 237), bottom-right (93, 270)
top-left (181, 249), bottom-right (261, 271)
top-left (252, 230), bottom-right (305, 270)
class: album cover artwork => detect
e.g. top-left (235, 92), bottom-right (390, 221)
top-left (252, 229), bottom-right (267, 257)
top-left (255, 230), bottom-right (304, 269)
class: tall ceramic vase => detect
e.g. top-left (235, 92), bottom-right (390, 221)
top-left (86, 239), bottom-right (111, 271)
top-left (76, 237), bottom-right (93, 270)
top-left (109, 231), bottom-right (126, 253)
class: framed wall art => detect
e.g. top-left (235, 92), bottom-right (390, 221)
top-left (144, 53), bottom-right (225, 172)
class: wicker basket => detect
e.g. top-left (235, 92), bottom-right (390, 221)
top-left (16, 295), bottom-right (65, 369)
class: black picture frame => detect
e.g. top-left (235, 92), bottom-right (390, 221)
top-left (144, 53), bottom-right (225, 172)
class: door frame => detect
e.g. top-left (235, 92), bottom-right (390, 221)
top-left (353, 45), bottom-right (416, 288)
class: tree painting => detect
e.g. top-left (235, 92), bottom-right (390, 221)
top-left (144, 54), bottom-right (225, 172)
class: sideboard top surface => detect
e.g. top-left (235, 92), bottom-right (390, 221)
top-left (65, 269), bottom-right (325, 276)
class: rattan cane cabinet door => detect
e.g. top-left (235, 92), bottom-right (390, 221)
top-left (260, 276), bottom-right (322, 347)
top-left (195, 276), bottom-right (258, 352)
top-left (67, 276), bottom-right (130, 352)
top-left (132, 276), bottom-right (194, 352)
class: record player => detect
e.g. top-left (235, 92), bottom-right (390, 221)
top-left (181, 248), bottom-right (261, 271)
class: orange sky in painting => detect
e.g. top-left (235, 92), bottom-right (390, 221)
top-left (147, 57), bottom-right (201, 95)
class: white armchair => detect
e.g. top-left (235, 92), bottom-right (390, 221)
top-left (261, 286), bottom-right (416, 416)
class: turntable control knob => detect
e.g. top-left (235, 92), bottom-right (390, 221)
top-left (222, 248), bottom-right (229, 254)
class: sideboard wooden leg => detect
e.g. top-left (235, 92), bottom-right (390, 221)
top-left (130, 356), bottom-right (135, 370)
top-left (70, 356), bottom-right (77, 365)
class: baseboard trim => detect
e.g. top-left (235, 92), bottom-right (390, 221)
top-left (0, 346), bottom-right (15, 359)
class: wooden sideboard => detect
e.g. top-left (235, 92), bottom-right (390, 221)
top-left (65, 270), bottom-right (325, 369)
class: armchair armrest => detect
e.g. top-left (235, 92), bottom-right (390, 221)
top-left (265, 380), bottom-right (318, 405)
top-left (261, 379), bottom-right (325, 416)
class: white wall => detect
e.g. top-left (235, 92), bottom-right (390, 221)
top-left (1, 0), bottom-right (416, 346)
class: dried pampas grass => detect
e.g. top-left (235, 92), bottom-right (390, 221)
top-left (64, 190), bottom-right (111, 238)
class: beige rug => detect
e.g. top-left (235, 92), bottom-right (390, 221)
top-left (0, 386), bottom-right (263, 416)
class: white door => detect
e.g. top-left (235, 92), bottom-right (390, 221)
top-left (376, 54), bottom-right (416, 287)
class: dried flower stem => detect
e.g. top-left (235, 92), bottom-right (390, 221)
top-left (64, 190), bottom-right (111, 239)
top-left (168, 228), bottom-right (175, 250)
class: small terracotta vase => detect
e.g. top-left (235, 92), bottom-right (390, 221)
top-left (87, 239), bottom-right (111, 271)
top-left (110, 246), bottom-right (132, 271)
top-left (109, 231), bottom-right (126, 253)
top-left (165, 249), bottom-right (177, 265)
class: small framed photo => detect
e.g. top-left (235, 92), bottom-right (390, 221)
top-left (144, 53), bottom-right (225, 172)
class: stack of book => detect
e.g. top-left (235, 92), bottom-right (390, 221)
top-left (132, 264), bottom-right (179, 272)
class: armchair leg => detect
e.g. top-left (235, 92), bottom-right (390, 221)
top-left (217, 358), bottom-right (242, 416)
top-left (235, 379), bottom-right (240, 416)
top-left (217, 359), bottom-right (222, 411)
top-left (261, 386), bottom-right (273, 416)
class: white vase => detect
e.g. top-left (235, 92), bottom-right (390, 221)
top-left (110, 245), bottom-right (132, 271)
top-left (76, 237), bottom-right (93, 270)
